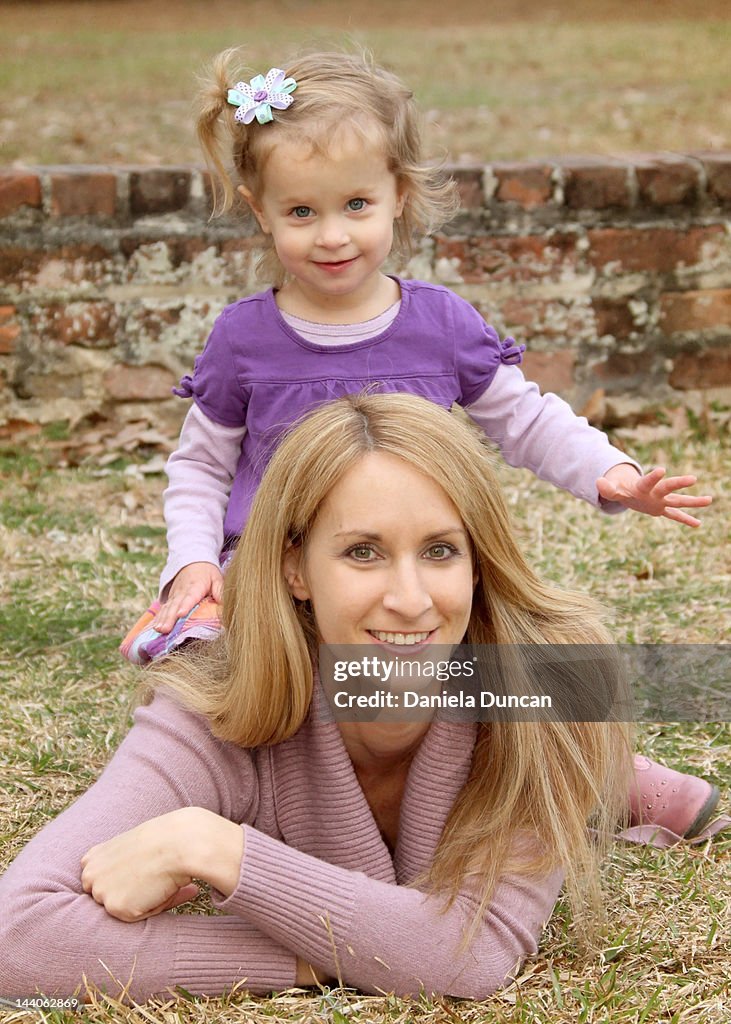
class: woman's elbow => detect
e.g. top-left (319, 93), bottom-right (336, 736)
top-left (0, 913), bottom-right (63, 998)
top-left (0, 886), bottom-right (89, 999)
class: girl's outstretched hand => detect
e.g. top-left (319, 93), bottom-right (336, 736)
top-left (596, 464), bottom-right (713, 527)
top-left (152, 561), bottom-right (224, 633)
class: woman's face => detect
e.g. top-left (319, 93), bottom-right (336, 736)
top-left (285, 452), bottom-right (475, 650)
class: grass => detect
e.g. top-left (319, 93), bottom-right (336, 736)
top-left (0, 428), bottom-right (729, 1023)
top-left (0, 0), bottom-right (729, 165)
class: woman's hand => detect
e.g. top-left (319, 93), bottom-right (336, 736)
top-left (152, 563), bottom-right (224, 633)
top-left (596, 464), bottom-right (712, 527)
top-left (81, 808), bottom-right (244, 922)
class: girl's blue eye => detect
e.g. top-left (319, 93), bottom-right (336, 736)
top-left (347, 198), bottom-right (366, 212)
top-left (292, 206), bottom-right (312, 218)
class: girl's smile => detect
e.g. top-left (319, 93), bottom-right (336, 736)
top-left (240, 130), bottom-right (406, 322)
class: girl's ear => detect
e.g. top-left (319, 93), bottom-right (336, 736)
top-left (237, 184), bottom-right (271, 234)
top-left (395, 181), bottom-right (408, 219)
top-left (283, 542), bottom-right (310, 600)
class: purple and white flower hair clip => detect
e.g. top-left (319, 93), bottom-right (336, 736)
top-left (227, 68), bottom-right (297, 125)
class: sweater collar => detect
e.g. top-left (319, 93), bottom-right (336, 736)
top-left (270, 679), bottom-right (477, 885)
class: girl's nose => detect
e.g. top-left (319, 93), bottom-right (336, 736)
top-left (316, 217), bottom-right (350, 249)
top-left (382, 561), bottom-right (434, 620)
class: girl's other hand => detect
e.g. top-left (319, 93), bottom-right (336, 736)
top-left (596, 464), bottom-right (713, 527)
top-left (152, 562), bottom-right (224, 633)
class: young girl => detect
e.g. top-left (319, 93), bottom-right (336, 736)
top-left (121, 50), bottom-right (721, 843)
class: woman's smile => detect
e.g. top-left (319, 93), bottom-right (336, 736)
top-left (367, 628), bottom-right (435, 649)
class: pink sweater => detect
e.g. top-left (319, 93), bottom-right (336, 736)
top-left (0, 690), bottom-right (561, 1003)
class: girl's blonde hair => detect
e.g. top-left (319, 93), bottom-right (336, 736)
top-left (196, 48), bottom-right (460, 284)
top-left (153, 392), bottom-right (633, 943)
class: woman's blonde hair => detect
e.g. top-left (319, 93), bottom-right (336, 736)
top-left (196, 48), bottom-right (460, 284)
top-left (153, 392), bottom-right (633, 943)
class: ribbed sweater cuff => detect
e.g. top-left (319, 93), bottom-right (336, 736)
top-left (173, 915), bottom-right (296, 996)
top-left (215, 826), bottom-right (358, 972)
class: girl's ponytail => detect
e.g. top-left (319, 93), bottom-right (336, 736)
top-left (196, 48), bottom-right (242, 215)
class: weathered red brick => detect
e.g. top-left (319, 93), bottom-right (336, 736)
top-left (0, 248), bottom-right (43, 287)
top-left (521, 350), bottom-right (576, 394)
top-left (587, 225), bottom-right (725, 274)
top-left (103, 364), bottom-right (177, 402)
top-left (124, 304), bottom-right (184, 342)
top-left (50, 169), bottom-right (117, 218)
top-left (592, 299), bottom-right (636, 340)
top-left (669, 346), bottom-right (731, 389)
top-left (0, 171), bottom-right (42, 218)
top-left (493, 162), bottom-right (553, 208)
top-left (0, 305), bottom-right (20, 354)
top-left (697, 152), bottom-right (731, 203)
top-left (591, 350), bottom-right (647, 383)
top-left (219, 236), bottom-right (266, 257)
top-left (173, 238), bottom-right (211, 265)
top-left (434, 232), bottom-right (580, 284)
top-left (499, 296), bottom-right (545, 330)
top-left (129, 168), bottom-right (192, 215)
top-left (499, 297), bottom-right (591, 342)
top-left (33, 303), bottom-right (118, 347)
top-left (634, 155), bottom-right (700, 207)
top-left (449, 167), bottom-right (485, 210)
top-left (0, 244), bottom-right (116, 290)
top-left (660, 289), bottom-right (731, 334)
top-left (560, 157), bottom-right (632, 209)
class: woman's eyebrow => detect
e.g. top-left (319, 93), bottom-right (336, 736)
top-left (421, 528), bottom-right (469, 542)
top-left (334, 530), bottom-right (382, 540)
top-left (333, 528), bottom-right (467, 541)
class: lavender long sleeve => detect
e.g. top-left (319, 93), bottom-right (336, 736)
top-left (0, 691), bottom-right (562, 1002)
top-left (160, 406), bottom-right (245, 594)
top-left (465, 364), bottom-right (639, 512)
top-left (160, 365), bottom-right (637, 593)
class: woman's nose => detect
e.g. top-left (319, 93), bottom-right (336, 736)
top-left (382, 562), bottom-right (434, 619)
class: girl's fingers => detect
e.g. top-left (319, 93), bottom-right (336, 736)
top-left (662, 493), bottom-right (713, 508)
top-left (153, 591), bottom-right (202, 631)
top-left (659, 474), bottom-right (697, 490)
top-left (664, 507), bottom-right (702, 527)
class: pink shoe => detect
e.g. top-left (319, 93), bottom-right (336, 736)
top-left (630, 755), bottom-right (720, 839)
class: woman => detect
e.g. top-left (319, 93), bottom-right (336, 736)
top-left (0, 393), bottom-right (634, 1002)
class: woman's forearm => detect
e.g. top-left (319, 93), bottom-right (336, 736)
top-left (172, 807), bottom-right (245, 899)
top-left (217, 823), bottom-right (563, 1000)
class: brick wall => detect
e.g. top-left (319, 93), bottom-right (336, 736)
top-left (1, 154), bottom-right (730, 442)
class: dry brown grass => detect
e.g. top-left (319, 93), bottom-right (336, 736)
top-left (1, 427), bottom-right (730, 1022)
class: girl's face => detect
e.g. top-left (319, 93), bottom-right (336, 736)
top-left (241, 129), bottom-right (406, 317)
top-left (284, 452), bottom-right (475, 650)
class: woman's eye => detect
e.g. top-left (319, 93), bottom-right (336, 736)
top-left (292, 206), bottom-right (312, 218)
top-left (347, 198), bottom-right (367, 212)
top-left (425, 543), bottom-right (456, 560)
top-left (347, 545), bottom-right (377, 561)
